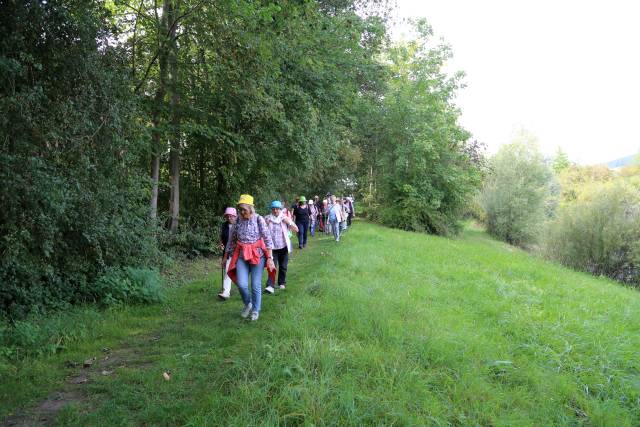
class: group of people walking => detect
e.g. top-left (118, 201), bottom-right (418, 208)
top-left (217, 193), bottom-right (355, 321)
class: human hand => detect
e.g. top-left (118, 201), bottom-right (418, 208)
top-left (267, 258), bottom-right (276, 271)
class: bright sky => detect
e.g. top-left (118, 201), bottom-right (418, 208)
top-left (391, 0), bottom-right (640, 164)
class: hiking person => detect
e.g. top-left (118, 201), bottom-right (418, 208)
top-left (293, 196), bottom-right (311, 249)
top-left (313, 196), bottom-right (322, 232)
top-left (328, 195), bottom-right (344, 242)
top-left (340, 198), bottom-right (349, 232)
top-left (222, 194), bottom-right (276, 321)
top-left (217, 207), bottom-right (237, 301)
top-left (346, 196), bottom-right (355, 227)
top-left (264, 201), bottom-right (299, 294)
top-left (323, 194), bottom-right (332, 235)
top-left (309, 199), bottom-right (319, 237)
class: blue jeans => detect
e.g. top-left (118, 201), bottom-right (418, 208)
top-left (330, 219), bottom-right (340, 241)
top-left (235, 255), bottom-right (265, 312)
top-left (296, 222), bottom-right (308, 248)
top-left (310, 221), bottom-right (316, 237)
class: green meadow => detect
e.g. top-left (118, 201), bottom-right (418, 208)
top-left (2, 222), bottom-right (639, 426)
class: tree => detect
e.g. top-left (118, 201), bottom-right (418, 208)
top-left (552, 147), bottom-right (570, 175)
top-left (116, 0), bottom-right (389, 231)
top-left (558, 164), bottom-right (613, 204)
top-left (358, 20), bottom-right (485, 234)
top-left (0, 0), bottom-right (157, 317)
top-left (481, 132), bottom-right (552, 246)
top-left (544, 180), bottom-right (640, 285)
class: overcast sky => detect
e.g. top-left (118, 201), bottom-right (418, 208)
top-left (391, 0), bottom-right (640, 164)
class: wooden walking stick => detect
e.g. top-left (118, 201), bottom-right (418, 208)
top-left (221, 260), bottom-right (224, 293)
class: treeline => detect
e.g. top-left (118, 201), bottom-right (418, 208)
top-left (479, 130), bottom-right (640, 286)
top-left (0, 0), bottom-right (482, 319)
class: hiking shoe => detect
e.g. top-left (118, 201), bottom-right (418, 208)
top-left (250, 311), bottom-right (259, 321)
top-left (279, 284), bottom-right (286, 290)
top-left (265, 285), bottom-right (275, 294)
top-left (217, 293), bottom-right (229, 301)
top-left (240, 303), bottom-right (253, 318)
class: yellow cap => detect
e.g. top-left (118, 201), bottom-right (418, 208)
top-left (237, 194), bottom-right (254, 206)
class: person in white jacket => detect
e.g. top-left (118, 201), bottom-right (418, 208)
top-left (264, 200), bottom-right (299, 293)
top-left (328, 195), bottom-right (344, 242)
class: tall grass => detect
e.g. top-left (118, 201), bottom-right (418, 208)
top-left (2, 222), bottom-right (639, 425)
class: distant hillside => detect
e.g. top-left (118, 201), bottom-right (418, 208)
top-left (607, 154), bottom-right (637, 168)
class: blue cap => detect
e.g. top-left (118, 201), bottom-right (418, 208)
top-left (270, 200), bottom-right (283, 209)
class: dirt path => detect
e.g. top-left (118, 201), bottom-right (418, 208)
top-left (3, 335), bottom-right (166, 426)
top-left (2, 259), bottom-right (218, 426)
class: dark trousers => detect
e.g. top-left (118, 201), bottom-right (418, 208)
top-left (296, 222), bottom-right (308, 248)
top-left (347, 212), bottom-right (353, 227)
top-left (266, 247), bottom-right (289, 287)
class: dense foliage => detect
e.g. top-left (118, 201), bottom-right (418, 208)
top-left (356, 23), bottom-right (484, 234)
top-left (123, 0), bottom-right (390, 228)
top-left (1, 0), bottom-right (483, 319)
top-left (0, 1), bottom-right (158, 318)
top-left (480, 134), bottom-right (552, 247)
top-left (543, 168), bottom-right (640, 285)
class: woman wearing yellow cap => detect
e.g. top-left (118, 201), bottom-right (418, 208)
top-left (222, 194), bottom-right (276, 321)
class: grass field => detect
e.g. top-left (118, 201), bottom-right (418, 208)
top-left (2, 221), bottom-right (640, 426)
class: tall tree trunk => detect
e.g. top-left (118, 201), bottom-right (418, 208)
top-left (149, 0), bottom-right (170, 221)
top-left (369, 164), bottom-right (373, 195)
top-left (168, 107), bottom-right (180, 232)
top-left (198, 145), bottom-right (204, 191)
top-left (150, 144), bottom-right (161, 220)
top-left (167, 0), bottom-right (181, 233)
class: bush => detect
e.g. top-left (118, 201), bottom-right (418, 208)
top-left (93, 267), bottom-right (164, 306)
top-left (0, 268), bottom-right (162, 361)
top-left (481, 136), bottom-right (552, 247)
top-left (461, 192), bottom-right (486, 223)
top-left (0, 1), bottom-right (159, 318)
top-left (543, 182), bottom-right (640, 285)
top-left (557, 164), bottom-right (614, 204)
top-left (374, 183), bottom-right (464, 235)
top-left (0, 308), bottom-right (103, 360)
top-left (157, 216), bottom-right (222, 259)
